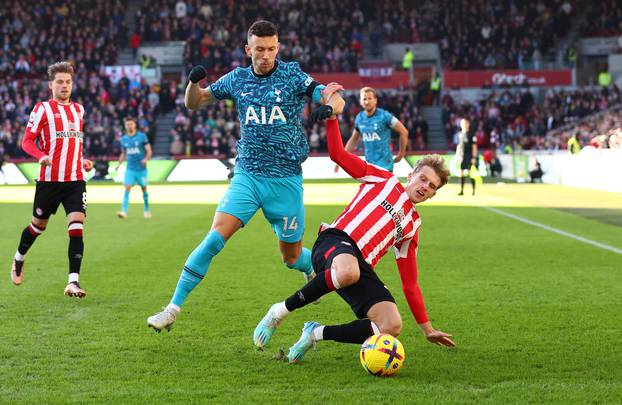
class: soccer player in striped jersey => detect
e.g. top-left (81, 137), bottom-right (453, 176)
top-left (11, 61), bottom-right (93, 298)
top-left (254, 101), bottom-right (455, 362)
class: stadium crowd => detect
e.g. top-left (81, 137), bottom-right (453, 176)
top-left (0, 0), bottom-right (142, 160)
top-left (550, 107), bottom-right (622, 150)
top-left (581, 0), bottom-right (622, 36)
top-left (382, 0), bottom-right (574, 70)
top-left (442, 85), bottom-right (622, 152)
top-left (134, 0), bottom-right (370, 74)
top-left (0, 0), bottom-right (127, 78)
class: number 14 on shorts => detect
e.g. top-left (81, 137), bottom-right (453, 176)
top-left (282, 216), bottom-right (299, 232)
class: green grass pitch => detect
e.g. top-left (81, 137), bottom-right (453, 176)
top-left (1, 193), bottom-right (621, 403)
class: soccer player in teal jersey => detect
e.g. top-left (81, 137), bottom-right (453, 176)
top-left (336, 87), bottom-right (409, 173)
top-left (116, 117), bottom-right (152, 219)
top-left (147, 20), bottom-right (345, 332)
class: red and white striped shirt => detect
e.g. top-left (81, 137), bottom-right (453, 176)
top-left (330, 168), bottom-right (420, 268)
top-left (22, 100), bottom-right (86, 182)
top-left (325, 118), bottom-right (428, 324)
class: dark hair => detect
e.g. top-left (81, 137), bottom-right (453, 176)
top-left (247, 20), bottom-right (278, 42)
top-left (124, 116), bottom-right (136, 123)
top-left (47, 61), bottom-right (74, 81)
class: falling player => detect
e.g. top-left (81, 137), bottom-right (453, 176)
top-left (254, 101), bottom-right (455, 363)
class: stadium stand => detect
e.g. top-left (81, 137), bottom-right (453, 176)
top-left (134, 0), bottom-right (369, 74)
top-left (581, 0), bottom-right (622, 37)
top-left (381, 0), bottom-right (575, 70)
top-left (1, 0), bottom-right (622, 163)
top-left (442, 86), bottom-right (622, 151)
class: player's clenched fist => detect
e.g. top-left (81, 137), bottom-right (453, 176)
top-left (309, 105), bottom-right (334, 123)
top-left (82, 159), bottom-right (93, 171)
top-left (39, 155), bottom-right (52, 166)
top-left (188, 66), bottom-right (207, 83)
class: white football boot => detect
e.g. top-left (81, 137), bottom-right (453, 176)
top-left (147, 307), bottom-right (177, 332)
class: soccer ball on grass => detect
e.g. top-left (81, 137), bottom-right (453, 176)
top-left (359, 334), bottom-right (405, 376)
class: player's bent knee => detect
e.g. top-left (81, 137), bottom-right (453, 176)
top-left (283, 253), bottom-right (297, 267)
top-left (335, 265), bottom-right (360, 287)
top-left (378, 319), bottom-right (402, 337)
top-left (31, 217), bottom-right (48, 230)
top-left (68, 221), bottom-right (84, 237)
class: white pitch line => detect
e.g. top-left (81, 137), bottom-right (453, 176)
top-left (481, 206), bottom-right (622, 255)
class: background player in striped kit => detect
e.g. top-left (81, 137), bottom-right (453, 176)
top-left (254, 104), bottom-right (454, 363)
top-left (11, 61), bottom-right (93, 298)
top-left (335, 87), bottom-right (409, 173)
top-left (147, 20), bottom-right (345, 332)
top-left (116, 117), bottom-right (152, 219)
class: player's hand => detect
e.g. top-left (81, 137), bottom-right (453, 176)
top-left (82, 159), bottom-right (93, 171)
top-left (333, 164), bottom-right (340, 173)
top-left (321, 82), bottom-right (344, 102)
top-left (310, 105), bottom-right (334, 123)
top-left (471, 158), bottom-right (476, 165)
top-left (188, 66), bottom-right (207, 84)
top-left (141, 159), bottom-right (148, 167)
top-left (425, 329), bottom-right (455, 347)
top-left (39, 155), bottom-right (52, 166)
top-left (393, 154), bottom-right (405, 163)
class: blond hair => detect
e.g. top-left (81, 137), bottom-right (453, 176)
top-left (47, 61), bottom-right (74, 81)
top-left (413, 154), bottom-right (450, 188)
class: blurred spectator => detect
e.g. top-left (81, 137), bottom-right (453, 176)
top-left (130, 31), bottom-right (141, 57)
top-left (483, 148), bottom-right (502, 177)
top-left (402, 48), bottom-right (414, 85)
top-left (429, 71), bottom-right (441, 105)
top-left (598, 65), bottom-right (613, 89)
top-left (568, 132), bottom-right (581, 154)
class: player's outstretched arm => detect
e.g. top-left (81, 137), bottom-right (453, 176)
top-left (396, 251), bottom-right (455, 348)
top-left (334, 129), bottom-right (361, 173)
top-left (185, 66), bottom-right (215, 110)
top-left (419, 322), bottom-right (456, 347)
top-left (325, 118), bottom-right (366, 178)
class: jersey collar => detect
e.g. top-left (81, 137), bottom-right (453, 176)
top-left (252, 60), bottom-right (278, 78)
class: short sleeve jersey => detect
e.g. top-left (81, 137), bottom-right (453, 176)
top-left (209, 60), bottom-right (320, 177)
top-left (354, 108), bottom-right (398, 171)
top-left (120, 131), bottom-right (149, 171)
